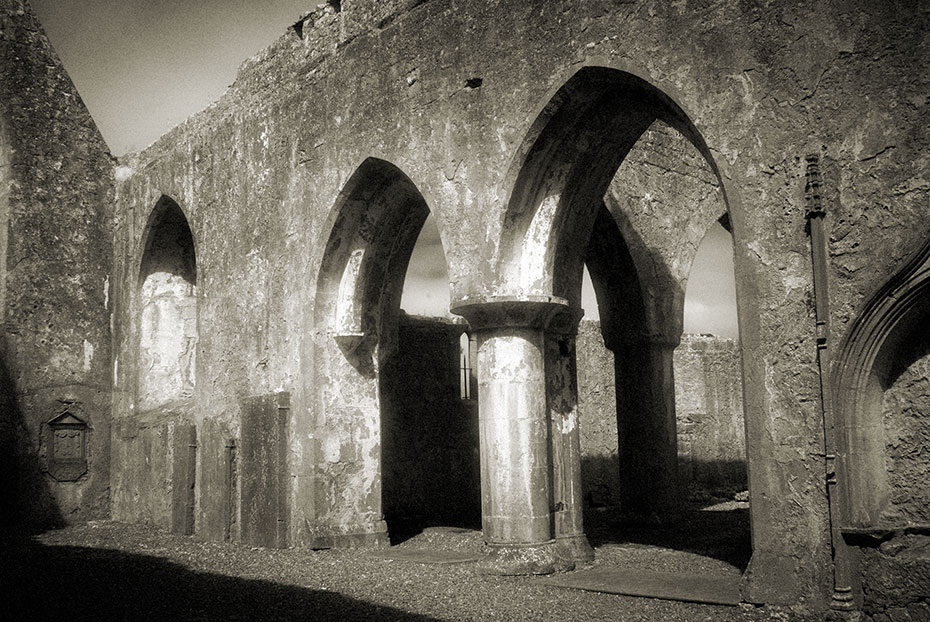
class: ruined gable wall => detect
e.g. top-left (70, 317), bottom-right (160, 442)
top-left (0, 0), bottom-right (114, 527)
top-left (110, 0), bottom-right (930, 609)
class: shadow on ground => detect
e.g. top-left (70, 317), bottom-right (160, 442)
top-left (584, 503), bottom-right (752, 572)
top-left (5, 535), bottom-right (440, 622)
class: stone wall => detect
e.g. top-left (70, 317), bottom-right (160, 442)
top-left (577, 322), bottom-right (747, 508)
top-left (880, 351), bottom-right (930, 526)
top-left (674, 334), bottom-right (746, 496)
top-left (576, 321), bottom-right (620, 508)
top-left (0, 0), bottom-right (113, 528)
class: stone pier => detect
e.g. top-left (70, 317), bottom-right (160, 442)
top-left (453, 296), bottom-right (592, 574)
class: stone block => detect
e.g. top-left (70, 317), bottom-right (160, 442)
top-left (240, 392), bottom-right (289, 548)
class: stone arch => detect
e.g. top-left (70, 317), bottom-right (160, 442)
top-left (496, 66), bottom-right (726, 302)
top-left (136, 195), bottom-right (198, 411)
top-left (314, 158), bottom-right (432, 361)
top-left (473, 65), bottom-right (757, 574)
top-left (309, 157), bottom-right (449, 545)
top-left (833, 237), bottom-right (930, 528)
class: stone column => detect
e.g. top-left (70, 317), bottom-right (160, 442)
top-left (612, 337), bottom-right (681, 522)
top-left (546, 308), bottom-right (594, 562)
top-left (452, 296), bottom-right (587, 574)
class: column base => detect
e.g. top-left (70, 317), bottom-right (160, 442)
top-left (477, 540), bottom-right (577, 575)
top-left (301, 519), bottom-right (390, 550)
top-left (557, 534), bottom-right (595, 563)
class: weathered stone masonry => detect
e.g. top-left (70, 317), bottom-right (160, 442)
top-left (0, 0), bottom-right (113, 528)
top-left (3, 0), bottom-right (930, 617)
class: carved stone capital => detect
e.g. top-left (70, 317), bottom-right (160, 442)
top-left (451, 295), bottom-right (575, 332)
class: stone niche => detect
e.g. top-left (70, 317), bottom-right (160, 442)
top-left (137, 199), bottom-right (198, 411)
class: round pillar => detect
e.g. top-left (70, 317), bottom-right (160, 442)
top-left (453, 296), bottom-right (590, 574)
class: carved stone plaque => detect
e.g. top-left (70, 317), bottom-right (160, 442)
top-left (46, 412), bottom-right (88, 481)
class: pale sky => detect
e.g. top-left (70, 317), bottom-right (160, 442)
top-left (31, 0), bottom-right (312, 155)
top-left (30, 2), bottom-right (738, 339)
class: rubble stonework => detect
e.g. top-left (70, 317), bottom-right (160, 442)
top-left (0, 0), bottom-right (113, 528)
top-left (1, 0), bottom-right (928, 615)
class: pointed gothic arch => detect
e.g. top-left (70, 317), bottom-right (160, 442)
top-left (309, 157), bottom-right (466, 544)
top-left (833, 237), bottom-right (930, 528)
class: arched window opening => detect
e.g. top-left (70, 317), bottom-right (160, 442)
top-left (682, 219), bottom-right (738, 338)
top-left (137, 197), bottom-right (197, 411)
top-left (571, 119), bottom-right (751, 575)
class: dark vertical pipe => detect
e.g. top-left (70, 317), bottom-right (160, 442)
top-left (805, 153), bottom-right (854, 611)
top-left (224, 438), bottom-right (237, 542)
top-left (185, 427), bottom-right (197, 536)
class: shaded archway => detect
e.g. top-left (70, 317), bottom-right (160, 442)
top-left (381, 214), bottom-right (481, 539)
top-left (310, 158), bottom-right (472, 546)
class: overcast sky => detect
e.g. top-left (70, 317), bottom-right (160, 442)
top-left (31, 0), bottom-right (311, 155)
top-left (30, 1), bottom-right (738, 339)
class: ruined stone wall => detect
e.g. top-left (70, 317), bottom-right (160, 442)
top-left (105, 0), bottom-right (930, 610)
top-left (880, 351), bottom-right (930, 526)
top-left (0, 0), bottom-right (113, 528)
top-left (856, 532), bottom-right (930, 622)
top-left (577, 323), bottom-right (746, 507)
top-left (674, 334), bottom-right (746, 496)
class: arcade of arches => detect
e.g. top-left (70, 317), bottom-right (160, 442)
top-left (3, 0), bottom-right (929, 618)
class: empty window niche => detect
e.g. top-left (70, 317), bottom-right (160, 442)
top-left (137, 198), bottom-right (198, 411)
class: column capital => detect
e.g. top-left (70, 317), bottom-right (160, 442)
top-left (451, 295), bottom-right (578, 332)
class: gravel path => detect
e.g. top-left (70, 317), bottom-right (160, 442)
top-left (6, 518), bottom-right (815, 621)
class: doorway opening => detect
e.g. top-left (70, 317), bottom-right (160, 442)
top-left (382, 213), bottom-right (481, 542)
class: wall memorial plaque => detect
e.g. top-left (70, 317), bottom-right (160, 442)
top-left (46, 412), bottom-right (88, 481)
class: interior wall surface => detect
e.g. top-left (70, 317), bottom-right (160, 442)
top-left (0, 0), bottom-right (114, 528)
top-left (108, 0), bottom-right (930, 611)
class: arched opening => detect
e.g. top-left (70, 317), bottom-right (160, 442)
top-left (834, 238), bottom-right (930, 528)
top-left (498, 67), bottom-right (755, 582)
top-left (137, 196), bottom-right (198, 411)
top-left (677, 218), bottom-right (745, 498)
top-left (311, 159), bottom-right (477, 547)
top-left (832, 236), bottom-right (930, 607)
top-left (382, 214), bottom-right (481, 540)
top-left (114, 195), bottom-right (198, 534)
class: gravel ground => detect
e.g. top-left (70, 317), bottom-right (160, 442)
top-left (5, 511), bottom-right (817, 622)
